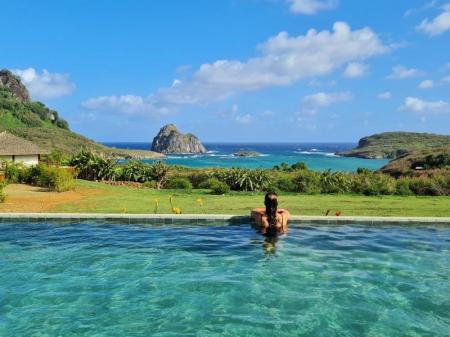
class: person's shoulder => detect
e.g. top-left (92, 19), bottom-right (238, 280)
top-left (251, 208), bottom-right (265, 214)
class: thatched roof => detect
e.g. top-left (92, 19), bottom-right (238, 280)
top-left (0, 131), bottom-right (49, 155)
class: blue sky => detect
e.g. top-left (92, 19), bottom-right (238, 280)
top-left (2, 0), bottom-right (450, 142)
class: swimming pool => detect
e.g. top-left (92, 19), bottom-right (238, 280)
top-left (1, 221), bottom-right (449, 336)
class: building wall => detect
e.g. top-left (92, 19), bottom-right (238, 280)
top-left (15, 155), bottom-right (39, 166)
top-left (0, 155), bottom-right (39, 166)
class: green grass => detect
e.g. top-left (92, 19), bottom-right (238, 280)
top-left (51, 180), bottom-right (450, 217)
top-left (0, 111), bottom-right (27, 128)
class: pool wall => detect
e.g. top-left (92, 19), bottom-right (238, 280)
top-left (0, 213), bottom-right (449, 225)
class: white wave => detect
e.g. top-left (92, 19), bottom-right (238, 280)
top-left (206, 150), bottom-right (219, 154)
top-left (295, 151), bottom-right (338, 157)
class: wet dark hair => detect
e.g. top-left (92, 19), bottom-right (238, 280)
top-left (264, 192), bottom-right (278, 236)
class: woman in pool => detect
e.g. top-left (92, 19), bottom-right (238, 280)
top-left (251, 192), bottom-right (290, 236)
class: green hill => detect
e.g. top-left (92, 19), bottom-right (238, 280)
top-left (337, 132), bottom-right (450, 159)
top-left (0, 69), bottom-right (162, 159)
top-left (380, 147), bottom-right (450, 175)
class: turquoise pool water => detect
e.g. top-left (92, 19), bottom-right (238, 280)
top-left (1, 222), bottom-right (449, 336)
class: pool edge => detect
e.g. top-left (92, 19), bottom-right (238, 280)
top-left (0, 213), bottom-right (449, 225)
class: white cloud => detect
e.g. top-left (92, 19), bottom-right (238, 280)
top-left (218, 104), bottom-right (253, 124)
top-left (260, 110), bottom-right (274, 117)
top-left (235, 114), bottom-right (253, 124)
top-left (404, 1), bottom-right (439, 18)
top-left (288, 0), bottom-right (337, 15)
top-left (301, 91), bottom-right (352, 115)
top-left (81, 95), bottom-right (172, 115)
top-left (387, 65), bottom-right (425, 79)
top-left (404, 9), bottom-right (414, 17)
top-left (83, 22), bottom-right (388, 115)
top-left (418, 79), bottom-right (434, 89)
top-left (307, 79), bottom-right (337, 87)
top-left (13, 68), bottom-right (75, 99)
top-left (417, 4), bottom-right (450, 36)
top-left (343, 62), bottom-right (368, 78)
top-left (400, 96), bottom-right (450, 114)
top-left (442, 75), bottom-right (450, 83)
top-left (378, 91), bottom-right (392, 100)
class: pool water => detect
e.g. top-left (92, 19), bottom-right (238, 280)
top-left (1, 222), bottom-right (449, 336)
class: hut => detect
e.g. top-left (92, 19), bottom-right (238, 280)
top-left (0, 131), bottom-right (49, 166)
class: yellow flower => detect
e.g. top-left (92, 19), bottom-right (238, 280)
top-left (172, 207), bottom-right (182, 214)
top-left (169, 195), bottom-right (182, 214)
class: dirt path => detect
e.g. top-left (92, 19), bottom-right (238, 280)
top-left (0, 184), bottom-right (102, 212)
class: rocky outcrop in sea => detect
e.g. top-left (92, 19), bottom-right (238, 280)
top-left (151, 124), bottom-right (207, 154)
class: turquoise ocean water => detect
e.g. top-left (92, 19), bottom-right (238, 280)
top-left (1, 221), bottom-right (449, 336)
top-left (103, 142), bottom-right (389, 171)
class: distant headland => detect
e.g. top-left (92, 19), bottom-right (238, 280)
top-left (336, 132), bottom-right (450, 159)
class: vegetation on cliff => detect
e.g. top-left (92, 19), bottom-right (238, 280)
top-left (337, 132), bottom-right (450, 159)
top-left (381, 147), bottom-right (450, 176)
top-left (0, 69), bottom-right (161, 159)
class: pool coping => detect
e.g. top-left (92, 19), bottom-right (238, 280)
top-left (0, 213), bottom-right (449, 225)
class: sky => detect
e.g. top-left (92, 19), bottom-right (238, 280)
top-left (2, 0), bottom-right (450, 142)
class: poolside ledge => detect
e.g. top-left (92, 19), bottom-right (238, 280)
top-left (0, 213), bottom-right (449, 225)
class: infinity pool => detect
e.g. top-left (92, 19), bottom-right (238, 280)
top-left (1, 221), bottom-right (449, 336)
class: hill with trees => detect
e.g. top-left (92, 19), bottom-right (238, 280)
top-left (337, 132), bottom-right (450, 159)
top-left (0, 69), bottom-right (161, 159)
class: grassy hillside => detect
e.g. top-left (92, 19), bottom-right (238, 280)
top-left (337, 132), bottom-right (450, 159)
top-left (0, 85), bottom-right (161, 159)
top-left (381, 147), bottom-right (450, 175)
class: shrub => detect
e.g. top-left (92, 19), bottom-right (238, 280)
top-left (395, 178), bottom-right (413, 196)
top-left (165, 177), bottom-right (192, 190)
top-left (291, 162), bottom-right (308, 171)
top-left (28, 164), bottom-right (75, 192)
top-left (149, 161), bottom-right (169, 189)
top-left (4, 162), bottom-right (30, 183)
top-left (292, 170), bottom-right (321, 194)
top-left (48, 168), bottom-right (75, 192)
top-left (142, 181), bottom-right (157, 189)
top-left (409, 177), bottom-right (441, 196)
top-left (352, 173), bottom-right (395, 196)
top-left (433, 173), bottom-right (450, 196)
top-left (188, 172), bottom-right (211, 188)
top-left (120, 160), bottom-right (153, 182)
top-left (319, 170), bottom-right (352, 194)
top-left (46, 149), bottom-right (65, 166)
top-left (356, 167), bottom-right (372, 175)
top-left (70, 150), bottom-right (116, 181)
top-left (213, 168), bottom-right (271, 191)
top-left (0, 180), bottom-right (7, 203)
top-left (275, 175), bottom-right (296, 192)
top-left (412, 153), bottom-right (450, 170)
top-left (200, 178), bottom-right (230, 195)
top-left (28, 164), bottom-right (51, 186)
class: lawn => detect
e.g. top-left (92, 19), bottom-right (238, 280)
top-left (2, 180), bottom-right (449, 217)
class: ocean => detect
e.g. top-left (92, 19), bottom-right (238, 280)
top-left (102, 142), bottom-right (389, 172)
